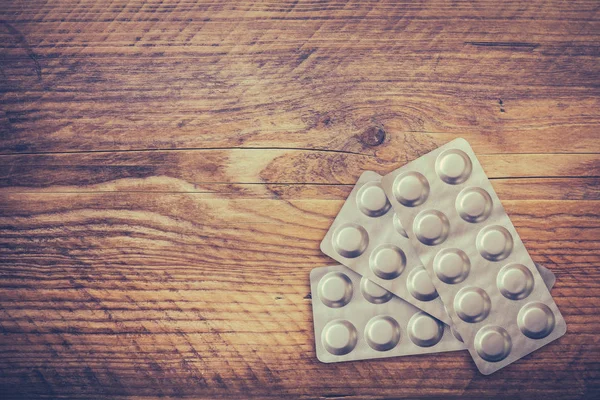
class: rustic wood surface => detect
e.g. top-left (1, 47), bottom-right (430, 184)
top-left (1, 0), bottom-right (599, 398)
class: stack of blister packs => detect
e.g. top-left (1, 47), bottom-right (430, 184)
top-left (311, 138), bottom-right (566, 375)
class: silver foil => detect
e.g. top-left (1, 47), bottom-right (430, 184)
top-left (311, 264), bottom-right (555, 363)
top-left (311, 264), bottom-right (465, 363)
top-left (380, 138), bottom-right (566, 374)
top-left (320, 171), bottom-right (452, 324)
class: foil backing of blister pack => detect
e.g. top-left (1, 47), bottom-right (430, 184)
top-left (380, 138), bottom-right (567, 374)
top-left (320, 171), bottom-right (452, 324)
top-left (311, 264), bottom-right (556, 363)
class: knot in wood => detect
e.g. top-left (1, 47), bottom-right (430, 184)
top-left (359, 126), bottom-right (386, 147)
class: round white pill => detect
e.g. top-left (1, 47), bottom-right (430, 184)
top-left (360, 277), bottom-right (392, 304)
top-left (435, 149), bottom-right (473, 184)
top-left (322, 320), bottom-right (358, 356)
top-left (413, 210), bottom-right (450, 246)
top-left (456, 187), bottom-right (493, 223)
top-left (407, 312), bottom-right (444, 347)
top-left (370, 245), bottom-right (406, 280)
top-left (407, 266), bottom-right (439, 301)
top-left (357, 183), bottom-right (390, 217)
top-left (318, 272), bottom-right (353, 308)
top-left (454, 287), bottom-right (491, 323)
top-left (332, 223), bottom-right (369, 258)
top-left (434, 249), bottom-right (471, 284)
top-left (477, 225), bottom-right (513, 261)
top-left (475, 326), bottom-right (512, 362)
top-left (364, 316), bottom-right (401, 351)
top-left (518, 302), bottom-right (556, 339)
top-left (392, 172), bottom-right (430, 207)
top-left (497, 264), bottom-right (534, 300)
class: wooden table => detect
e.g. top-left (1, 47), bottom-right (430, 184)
top-left (1, 1), bottom-right (599, 398)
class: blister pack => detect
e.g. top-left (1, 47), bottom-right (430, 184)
top-left (380, 138), bottom-right (566, 374)
top-left (311, 264), bottom-right (555, 363)
top-left (311, 264), bottom-right (464, 363)
top-left (320, 171), bottom-right (452, 324)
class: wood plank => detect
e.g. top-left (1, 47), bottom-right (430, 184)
top-left (0, 150), bottom-right (598, 194)
top-left (0, 195), bottom-right (598, 398)
top-left (1, 83), bottom-right (598, 155)
top-left (1, 0), bottom-right (599, 154)
top-left (1, 178), bottom-right (599, 201)
top-left (0, 195), bottom-right (598, 266)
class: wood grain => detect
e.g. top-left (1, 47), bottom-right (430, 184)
top-left (1, 0), bottom-right (599, 398)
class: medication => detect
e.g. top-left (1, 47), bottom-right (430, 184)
top-left (311, 264), bottom-right (464, 363)
top-left (380, 138), bottom-right (566, 374)
top-left (311, 263), bottom-right (555, 363)
top-left (320, 171), bottom-right (452, 324)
